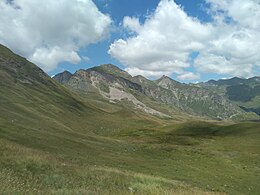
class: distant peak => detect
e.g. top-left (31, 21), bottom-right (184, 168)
top-left (99, 64), bottom-right (121, 70)
top-left (90, 64), bottom-right (132, 78)
top-left (133, 75), bottom-right (147, 79)
top-left (162, 75), bottom-right (171, 79)
top-left (91, 64), bottom-right (122, 72)
top-left (75, 69), bottom-right (86, 74)
top-left (158, 75), bottom-right (173, 82)
top-left (155, 75), bottom-right (182, 87)
top-left (219, 76), bottom-right (245, 82)
top-left (62, 70), bottom-right (72, 75)
top-left (229, 76), bottom-right (243, 80)
top-left (54, 70), bottom-right (72, 77)
top-left (53, 70), bottom-right (73, 83)
top-left (132, 75), bottom-right (151, 84)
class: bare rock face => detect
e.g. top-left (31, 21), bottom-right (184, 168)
top-left (53, 71), bottom-right (72, 84)
top-left (53, 64), bottom-right (247, 119)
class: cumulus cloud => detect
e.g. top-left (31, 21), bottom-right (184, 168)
top-left (125, 67), bottom-right (172, 78)
top-left (123, 16), bottom-right (142, 33)
top-left (109, 0), bottom-right (211, 79)
top-left (195, 0), bottom-right (260, 77)
top-left (177, 72), bottom-right (200, 81)
top-left (0, 0), bottom-right (112, 72)
top-left (109, 0), bottom-right (260, 80)
top-left (30, 47), bottom-right (81, 72)
top-left (206, 0), bottom-right (260, 30)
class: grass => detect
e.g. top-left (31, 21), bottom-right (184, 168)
top-left (0, 44), bottom-right (259, 194)
top-left (0, 138), bottom-right (217, 194)
top-left (0, 80), bottom-right (259, 194)
top-left (0, 116), bottom-right (259, 194)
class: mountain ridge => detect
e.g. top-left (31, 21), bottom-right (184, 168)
top-left (1, 43), bottom-right (260, 194)
top-left (197, 76), bottom-right (260, 116)
top-left (54, 64), bottom-right (259, 120)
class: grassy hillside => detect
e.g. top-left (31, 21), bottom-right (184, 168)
top-left (1, 120), bottom-right (259, 194)
top-left (199, 77), bottom-right (260, 116)
top-left (0, 44), bottom-right (260, 194)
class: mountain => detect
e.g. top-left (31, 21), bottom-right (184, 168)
top-left (0, 43), bottom-right (91, 131)
top-left (52, 70), bottom-right (72, 84)
top-left (0, 44), bottom-right (165, 134)
top-left (199, 77), bottom-right (260, 115)
top-left (54, 64), bottom-right (257, 120)
top-left (1, 44), bottom-right (260, 194)
top-left (204, 76), bottom-right (260, 87)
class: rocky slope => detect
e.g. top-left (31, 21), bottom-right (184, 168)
top-left (54, 64), bottom-right (253, 119)
top-left (198, 77), bottom-right (260, 115)
top-left (0, 44), bottom-right (164, 139)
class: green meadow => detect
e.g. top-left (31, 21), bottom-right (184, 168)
top-left (0, 44), bottom-right (259, 194)
top-left (1, 109), bottom-right (259, 194)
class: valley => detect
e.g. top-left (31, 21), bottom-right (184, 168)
top-left (0, 44), bottom-right (259, 194)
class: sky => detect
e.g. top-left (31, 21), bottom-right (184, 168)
top-left (0, 0), bottom-right (260, 82)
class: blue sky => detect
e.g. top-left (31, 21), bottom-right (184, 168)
top-left (1, 0), bottom-right (259, 82)
top-left (50, 0), bottom-right (215, 81)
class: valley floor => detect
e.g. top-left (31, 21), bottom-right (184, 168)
top-left (0, 121), bottom-right (259, 194)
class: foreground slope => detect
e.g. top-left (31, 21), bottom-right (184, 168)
top-left (0, 44), bottom-right (259, 194)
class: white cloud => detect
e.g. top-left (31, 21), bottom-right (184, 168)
top-left (194, 53), bottom-right (254, 77)
top-left (206, 0), bottom-right (260, 30)
top-left (0, 0), bottom-right (112, 72)
top-left (177, 72), bottom-right (200, 81)
top-left (196, 0), bottom-right (260, 78)
top-left (82, 56), bottom-right (91, 63)
top-left (109, 0), bottom-right (212, 79)
top-left (125, 67), bottom-right (172, 78)
top-left (30, 47), bottom-right (81, 72)
top-left (109, 0), bottom-right (260, 79)
top-left (123, 16), bottom-right (142, 33)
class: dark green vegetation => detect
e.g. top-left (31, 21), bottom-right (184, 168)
top-left (226, 85), bottom-right (258, 102)
top-left (200, 77), bottom-right (260, 116)
top-left (0, 44), bottom-right (260, 194)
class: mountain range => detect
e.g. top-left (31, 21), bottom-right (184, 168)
top-left (198, 77), bottom-right (260, 115)
top-left (1, 43), bottom-right (260, 194)
top-left (54, 64), bottom-right (260, 120)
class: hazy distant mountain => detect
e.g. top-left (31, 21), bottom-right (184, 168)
top-left (204, 77), bottom-right (260, 87)
top-left (53, 70), bottom-right (72, 84)
top-left (198, 77), bottom-right (260, 115)
top-left (54, 64), bottom-right (257, 119)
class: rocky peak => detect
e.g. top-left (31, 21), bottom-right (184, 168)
top-left (133, 75), bottom-right (151, 85)
top-left (100, 64), bottom-right (121, 71)
top-left (91, 64), bottom-right (132, 79)
top-left (74, 69), bottom-right (86, 75)
top-left (52, 63), bottom-right (251, 119)
top-left (159, 75), bottom-right (171, 80)
top-left (53, 70), bottom-right (72, 84)
top-left (156, 75), bottom-right (181, 89)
